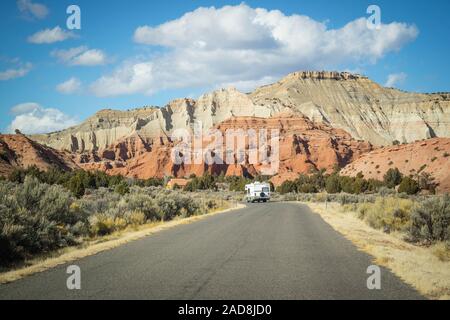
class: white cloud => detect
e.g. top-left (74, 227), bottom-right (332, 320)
top-left (28, 26), bottom-right (74, 44)
top-left (90, 4), bottom-right (418, 97)
top-left (17, 0), bottom-right (49, 20)
top-left (0, 62), bottom-right (32, 80)
top-left (91, 61), bottom-right (154, 96)
top-left (56, 77), bottom-right (81, 94)
top-left (51, 46), bottom-right (107, 66)
top-left (51, 46), bottom-right (86, 62)
top-left (72, 50), bottom-right (106, 66)
top-left (10, 102), bottom-right (40, 115)
top-left (385, 72), bottom-right (407, 87)
top-left (8, 103), bottom-right (78, 134)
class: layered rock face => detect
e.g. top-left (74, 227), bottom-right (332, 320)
top-left (32, 89), bottom-right (285, 153)
top-left (0, 134), bottom-right (79, 176)
top-left (31, 71), bottom-right (450, 152)
top-left (77, 115), bottom-right (373, 182)
top-left (341, 138), bottom-right (450, 193)
top-left (32, 108), bottom-right (162, 152)
top-left (250, 71), bottom-right (450, 146)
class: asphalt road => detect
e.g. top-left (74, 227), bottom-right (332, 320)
top-left (0, 202), bottom-right (423, 300)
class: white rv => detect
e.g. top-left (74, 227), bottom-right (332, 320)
top-left (245, 182), bottom-right (271, 203)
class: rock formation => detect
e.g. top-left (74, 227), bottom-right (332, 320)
top-left (31, 71), bottom-right (450, 152)
top-left (5, 70), bottom-right (447, 191)
top-left (76, 114), bottom-right (373, 182)
top-left (250, 71), bottom-right (450, 146)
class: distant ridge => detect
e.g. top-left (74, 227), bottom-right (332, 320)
top-left (30, 70), bottom-right (449, 152)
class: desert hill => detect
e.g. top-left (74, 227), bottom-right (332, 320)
top-left (341, 138), bottom-right (450, 193)
top-left (0, 134), bottom-right (79, 176)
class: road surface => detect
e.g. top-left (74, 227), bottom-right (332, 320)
top-left (0, 203), bottom-right (423, 299)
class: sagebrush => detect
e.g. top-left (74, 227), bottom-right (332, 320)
top-left (0, 177), bottom-right (227, 266)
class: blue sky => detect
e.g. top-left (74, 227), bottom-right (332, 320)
top-left (1, 0), bottom-right (449, 134)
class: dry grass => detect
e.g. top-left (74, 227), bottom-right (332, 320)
top-left (356, 197), bottom-right (415, 232)
top-left (0, 203), bottom-right (245, 284)
top-left (431, 243), bottom-right (450, 262)
top-left (303, 202), bottom-right (450, 300)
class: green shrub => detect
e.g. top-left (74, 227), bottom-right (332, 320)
top-left (89, 214), bottom-right (116, 236)
top-left (0, 177), bottom-right (78, 266)
top-left (418, 172), bottom-right (437, 194)
top-left (339, 176), bottom-right (354, 194)
top-left (398, 177), bottom-right (419, 195)
top-left (119, 192), bottom-right (158, 221)
top-left (358, 197), bottom-right (414, 233)
top-left (66, 175), bottom-right (85, 198)
top-left (367, 179), bottom-right (385, 193)
top-left (277, 180), bottom-right (296, 194)
top-left (184, 173), bottom-right (219, 191)
top-left (227, 176), bottom-right (250, 192)
top-left (298, 183), bottom-right (317, 194)
top-left (410, 195), bottom-right (450, 243)
top-left (156, 196), bottom-right (178, 221)
top-left (39, 184), bottom-right (74, 223)
top-left (353, 178), bottom-right (369, 194)
top-left (143, 178), bottom-right (164, 187)
top-left (325, 175), bottom-right (341, 194)
top-left (114, 181), bottom-right (130, 195)
top-left (156, 193), bottom-right (199, 221)
top-left (124, 211), bottom-right (146, 226)
top-left (383, 168), bottom-right (403, 188)
top-left (77, 188), bottom-right (120, 217)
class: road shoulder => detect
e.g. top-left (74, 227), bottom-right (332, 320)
top-left (299, 202), bottom-right (450, 300)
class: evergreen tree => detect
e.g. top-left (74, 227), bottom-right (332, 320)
top-left (383, 168), bottom-right (403, 188)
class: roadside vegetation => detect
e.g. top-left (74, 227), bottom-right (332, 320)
top-left (0, 168), bottom-right (238, 268)
top-left (1, 165), bottom-right (447, 269)
top-left (272, 168), bottom-right (449, 262)
top-left (276, 168), bottom-right (438, 196)
top-left (183, 173), bottom-right (274, 192)
top-left (7, 166), bottom-right (164, 198)
top-left (278, 191), bottom-right (449, 251)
